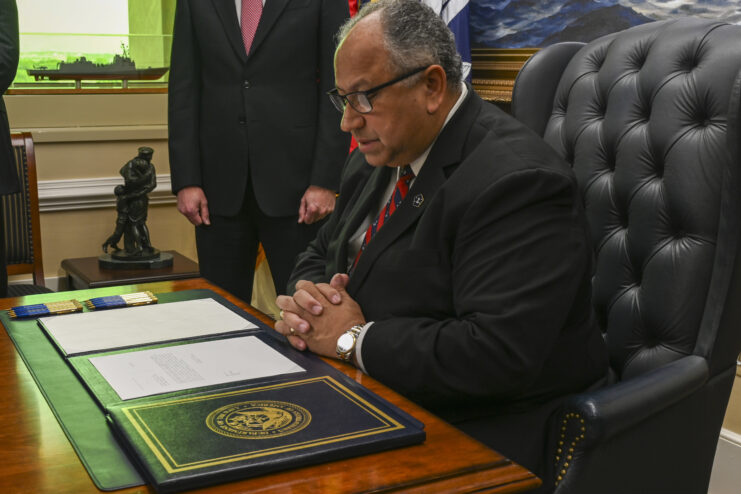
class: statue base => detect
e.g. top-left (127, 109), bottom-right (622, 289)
top-left (111, 247), bottom-right (162, 261)
top-left (98, 250), bottom-right (174, 270)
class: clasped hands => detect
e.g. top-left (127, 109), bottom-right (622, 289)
top-left (275, 273), bottom-right (366, 360)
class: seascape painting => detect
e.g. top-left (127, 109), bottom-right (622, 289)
top-left (470, 0), bottom-right (741, 48)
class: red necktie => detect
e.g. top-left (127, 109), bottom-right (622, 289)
top-left (241, 0), bottom-right (263, 55)
top-left (351, 165), bottom-right (415, 271)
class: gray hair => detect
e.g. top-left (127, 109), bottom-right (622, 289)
top-left (336, 0), bottom-right (462, 89)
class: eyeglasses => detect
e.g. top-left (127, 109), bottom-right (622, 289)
top-left (327, 66), bottom-right (429, 114)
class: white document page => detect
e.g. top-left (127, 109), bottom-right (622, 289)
top-left (89, 336), bottom-right (305, 400)
top-left (39, 298), bottom-right (257, 356)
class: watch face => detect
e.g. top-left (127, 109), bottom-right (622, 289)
top-left (337, 332), bottom-right (355, 353)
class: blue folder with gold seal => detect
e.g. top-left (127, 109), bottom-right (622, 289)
top-left (106, 376), bottom-right (424, 493)
top-left (37, 290), bottom-right (425, 493)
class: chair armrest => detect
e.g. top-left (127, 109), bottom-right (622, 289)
top-left (560, 355), bottom-right (708, 445)
top-left (549, 356), bottom-right (710, 492)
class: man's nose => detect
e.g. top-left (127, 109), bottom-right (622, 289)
top-left (340, 104), bottom-right (364, 133)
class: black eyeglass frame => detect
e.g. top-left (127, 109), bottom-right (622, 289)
top-left (327, 65), bottom-right (429, 114)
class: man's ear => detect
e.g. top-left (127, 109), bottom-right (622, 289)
top-left (423, 65), bottom-right (447, 114)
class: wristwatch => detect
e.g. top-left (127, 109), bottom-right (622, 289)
top-left (336, 325), bottom-right (363, 361)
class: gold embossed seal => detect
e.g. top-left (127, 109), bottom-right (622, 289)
top-left (206, 400), bottom-right (311, 439)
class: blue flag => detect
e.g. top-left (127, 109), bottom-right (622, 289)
top-left (422, 0), bottom-right (472, 81)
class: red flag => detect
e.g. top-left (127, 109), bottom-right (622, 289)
top-left (348, 0), bottom-right (359, 16)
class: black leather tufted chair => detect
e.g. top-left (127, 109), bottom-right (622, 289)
top-left (512, 18), bottom-right (741, 494)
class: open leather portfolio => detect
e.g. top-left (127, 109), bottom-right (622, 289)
top-left (35, 290), bottom-right (425, 493)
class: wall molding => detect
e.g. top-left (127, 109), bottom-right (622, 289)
top-left (709, 428), bottom-right (741, 494)
top-left (29, 124), bottom-right (168, 143)
top-left (719, 427), bottom-right (741, 447)
top-left (38, 174), bottom-right (175, 212)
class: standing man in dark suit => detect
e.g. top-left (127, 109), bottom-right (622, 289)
top-left (168, 0), bottom-right (350, 303)
top-left (0, 0), bottom-right (20, 298)
top-left (275, 0), bottom-right (607, 478)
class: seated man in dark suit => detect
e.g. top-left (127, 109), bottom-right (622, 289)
top-left (275, 0), bottom-right (607, 478)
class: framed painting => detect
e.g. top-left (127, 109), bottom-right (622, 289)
top-left (469, 0), bottom-right (741, 108)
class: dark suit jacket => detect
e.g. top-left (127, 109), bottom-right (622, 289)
top-left (168, 0), bottom-right (350, 217)
top-left (289, 89), bottom-right (608, 470)
top-left (0, 0), bottom-right (19, 196)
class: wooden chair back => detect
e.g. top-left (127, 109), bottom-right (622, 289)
top-left (3, 132), bottom-right (45, 286)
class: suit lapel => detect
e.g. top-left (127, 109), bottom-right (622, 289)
top-left (210, 0), bottom-right (248, 62)
top-left (331, 163), bottom-right (392, 274)
top-left (249, 0), bottom-right (291, 56)
top-left (348, 88), bottom-right (482, 290)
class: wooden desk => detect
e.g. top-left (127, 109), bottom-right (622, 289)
top-left (0, 279), bottom-right (541, 493)
top-left (61, 250), bottom-right (200, 289)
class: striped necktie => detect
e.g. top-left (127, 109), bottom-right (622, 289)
top-left (241, 0), bottom-right (263, 55)
top-left (351, 165), bottom-right (415, 271)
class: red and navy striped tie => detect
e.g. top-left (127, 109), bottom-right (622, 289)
top-left (351, 165), bottom-right (415, 271)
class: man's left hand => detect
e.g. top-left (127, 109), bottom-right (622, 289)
top-left (275, 274), bottom-right (365, 359)
top-left (298, 185), bottom-right (336, 224)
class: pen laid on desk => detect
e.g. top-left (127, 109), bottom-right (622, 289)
top-left (84, 291), bottom-right (158, 311)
